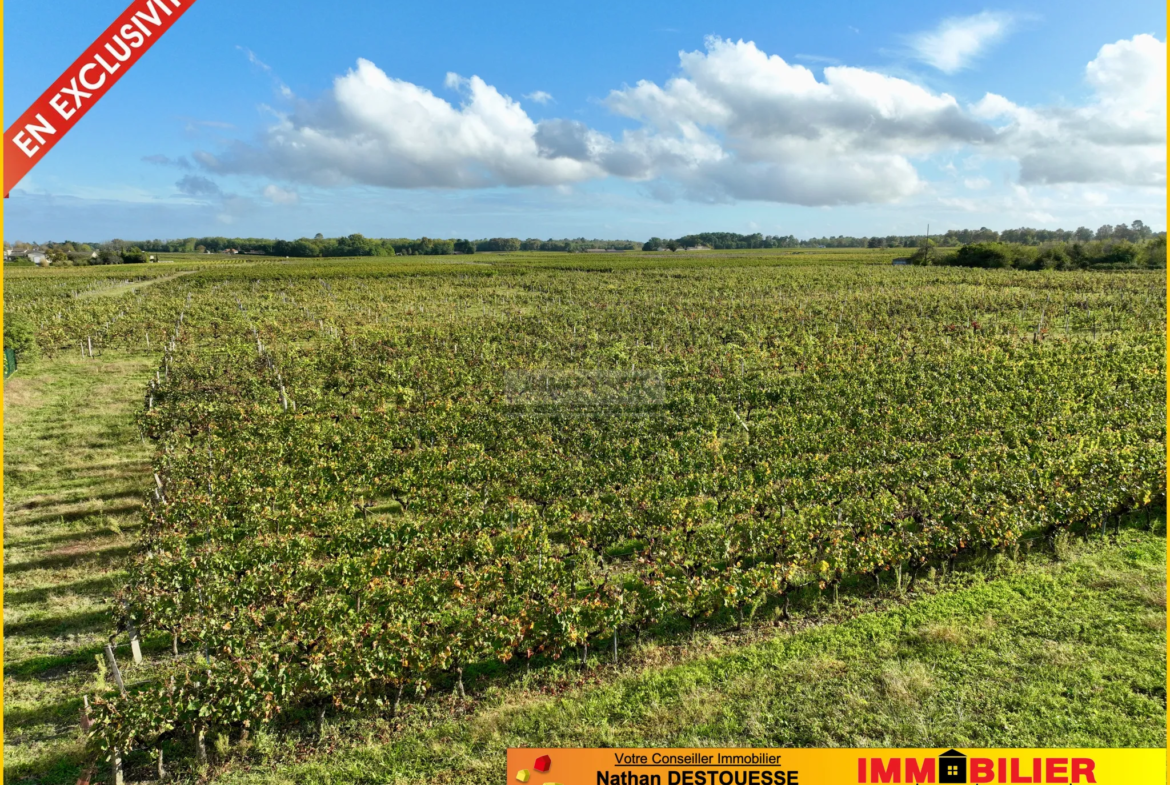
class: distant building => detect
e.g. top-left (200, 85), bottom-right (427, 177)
top-left (27, 251), bottom-right (49, 266)
top-left (892, 258), bottom-right (910, 265)
top-left (223, 248), bottom-right (240, 254)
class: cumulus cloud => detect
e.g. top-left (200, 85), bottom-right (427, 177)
top-left (205, 42), bottom-right (983, 204)
top-left (201, 59), bottom-right (601, 189)
top-left (524, 90), bottom-right (555, 104)
top-left (973, 34), bottom-right (1165, 187)
top-left (594, 37), bottom-right (992, 204)
top-left (196, 33), bottom-right (1164, 207)
top-left (909, 12), bottom-right (1015, 73)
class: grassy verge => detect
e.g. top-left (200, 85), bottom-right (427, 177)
top-left (204, 527), bottom-right (1165, 785)
top-left (4, 352), bottom-right (155, 784)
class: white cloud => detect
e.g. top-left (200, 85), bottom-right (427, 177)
top-left (198, 34), bottom-right (1165, 208)
top-left (238, 46), bottom-right (273, 73)
top-left (238, 46), bottom-right (295, 99)
top-left (263, 184), bottom-right (299, 204)
top-left (973, 34), bottom-right (1165, 188)
top-left (592, 37), bottom-right (991, 204)
top-left (203, 59), bottom-right (599, 189)
top-left (909, 12), bottom-right (1014, 73)
top-left (524, 90), bottom-right (555, 104)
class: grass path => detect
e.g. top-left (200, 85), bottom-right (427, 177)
top-left (75, 270), bottom-right (198, 299)
top-left (4, 352), bottom-right (155, 784)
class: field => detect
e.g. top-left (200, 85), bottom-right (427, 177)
top-left (3, 249), bottom-right (1166, 784)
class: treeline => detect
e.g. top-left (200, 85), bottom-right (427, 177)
top-left (806, 221), bottom-right (1160, 249)
top-left (644, 233), bottom-right (801, 250)
top-left (645, 221), bottom-right (1161, 251)
top-left (7, 234), bottom-right (644, 261)
top-left (7, 221), bottom-right (1164, 264)
top-left (921, 236), bottom-right (1167, 271)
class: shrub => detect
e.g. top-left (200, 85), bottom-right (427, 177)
top-left (121, 247), bottom-right (149, 264)
top-left (4, 313), bottom-right (39, 362)
top-left (952, 242), bottom-right (1016, 268)
top-left (1145, 236), bottom-right (1167, 269)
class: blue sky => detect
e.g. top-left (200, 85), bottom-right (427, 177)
top-left (4, 0), bottom-right (1166, 242)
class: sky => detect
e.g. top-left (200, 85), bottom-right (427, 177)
top-left (4, 0), bottom-right (1166, 243)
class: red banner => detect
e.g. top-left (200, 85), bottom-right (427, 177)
top-left (3, 0), bottom-right (198, 197)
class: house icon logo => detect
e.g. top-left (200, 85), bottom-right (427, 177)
top-left (939, 749), bottom-right (967, 784)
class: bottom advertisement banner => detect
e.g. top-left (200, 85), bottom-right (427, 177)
top-left (505, 748), bottom-right (1165, 785)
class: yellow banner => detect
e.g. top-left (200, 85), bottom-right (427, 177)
top-left (506, 748), bottom-right (1166, 785)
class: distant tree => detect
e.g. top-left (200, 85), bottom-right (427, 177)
top-left (1074, 226), bottom-right (1094, 242)
top-left (909, 240), bottom-right (936, 265)
top-left (453, 239), bottom-right (475, 255)
top-left (121, 247), bottom-right (149, 264)
top-left (1111, 223), bottom-right (1135, 242)
top-left (1144, 235), bottom-right (1167, 269)
top-left (644, 237), bottom-right (663, 251)
top-left (1098, 240), bottom-right (1142, 267)
top-left (665, 240), bottom-right (680, 252)
top-left (96, 248), bottom-right (122, 265)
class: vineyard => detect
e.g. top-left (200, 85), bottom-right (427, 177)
top-left (4, 251), bottom-right (1166, 778)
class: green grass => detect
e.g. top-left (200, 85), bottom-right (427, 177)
top-left (4, 352), bottom-right (155, 784)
